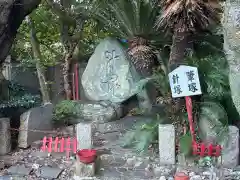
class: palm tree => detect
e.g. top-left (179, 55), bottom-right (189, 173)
top-left (80, 0), bottom-right (168, 77)
top-left (155, 0), bottom-right (222, 71)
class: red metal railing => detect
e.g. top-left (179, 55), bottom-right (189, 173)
top-left (72, 63), bottom-right (80, 100)
top-left (41, 136), bottom-right (77, 159)
top-left (185, 96), bottom-right (222, 157)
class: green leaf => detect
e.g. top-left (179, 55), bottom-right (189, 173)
top-left (135, 130), bottom-right (154, 154)
top-left (121, 131), bottom-right (136, 147)
top-left (179, 132), bottom-right (192, 156)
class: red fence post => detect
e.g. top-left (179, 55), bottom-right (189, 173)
top-left (72, 138), bottom-right (77, 154)
top-left (60, 137), bottom-right (65, 153)
top-left (48, 137), bottom-right (53, 153)
top-left (41, 136), bottom-right (83, 158)
top-left (75, 63), bottom-right (79, 100)
top-left (54, 137), bottom-right (59, 152)
top-left (65, 137), bottom-right (71, 159)
top-left (41, 136), bottom-right (47, 151)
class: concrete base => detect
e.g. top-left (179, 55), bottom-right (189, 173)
top-left (75, 161), bottom-right (95, 177)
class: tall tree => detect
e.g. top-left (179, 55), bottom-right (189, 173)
top-left (0, 0), bottom-right (41, 64)
top-left (27, 16), bottom-right (50, 103)
top-left (155, 0), bottom-right (222, 113)
top-left (47, 0), bottom-right (85, 100)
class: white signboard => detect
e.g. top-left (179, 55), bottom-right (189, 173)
top-left (168, 65), bottom-right (202, 98)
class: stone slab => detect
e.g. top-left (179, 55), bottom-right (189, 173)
top-left (0, 175), bottom-right (27, 180)
top-left (18, 103), bottom-right (53, 148)
top-left (158, 124), bottom-right (175, 165)
top-left (0, 155), bottom-right (23, 166)
top-left (39, 166), bottom-right (63, 179)
top-left (31, 151), bottom-right (49, 158)
top-left (7, 165), bottom-right (32, 176)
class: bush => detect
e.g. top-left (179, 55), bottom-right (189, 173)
top-left (0, 82), bottom-right (41, 110)
top-left (53, 100), bottom-right (79, 124)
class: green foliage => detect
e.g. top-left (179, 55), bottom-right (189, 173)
top-left (122, 114), bottom-right (167, 154)
top-left (123, 53), bottom-right (231, 154)
top-left (12, 2), bottom-right (111, 67)
top-left (11, 4), bottom-right (61, 68)
top-left (0, 82), bottom-right (41, 109)
top-left (179, 132), bottom-right (192, 155)
top-left (197, 101), bottom-right (229, 144)
top-left (187, 54), bottom-right (239, 123)
top-left (0, 94), bottom-right (41, 109)
top-left (81, 0), bottom-right (166, 43)
top-left (152, 67), bottom-right (170, 96)
top-left (53, 100), bottom-right (79, 123)
top-left (78, 19), bottom-right (112, 57)
top-left (186, 55), bottom-right (229, 100)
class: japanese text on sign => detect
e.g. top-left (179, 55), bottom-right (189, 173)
top-left (168, 65), bottom-right (202, 98)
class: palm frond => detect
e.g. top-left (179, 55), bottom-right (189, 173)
top-left (186, 55), bottom-right (229, 100)
top-left (79, 0), bottom-right (161, 38)
top-left (156, 0), bottom-right (222, 32)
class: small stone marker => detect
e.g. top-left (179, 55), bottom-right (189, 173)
top-left (169, 65), bottom-right (202, 98)
top-left (76, 122), bottom-right (92, 150)
top-left (221, 126), bottom-right (239, 167)
top-left (0, 118), bottom-right (11, 155)
top-left (159, 124), bottom-right (175, 165)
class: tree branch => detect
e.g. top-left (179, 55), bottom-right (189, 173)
top-left (46, 0), bottom-right (75, 25)
top-left (0, 0), bottom-right (41, 65)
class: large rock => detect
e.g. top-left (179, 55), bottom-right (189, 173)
top-left (81, 37), bottom-right (145, 103)
top-left (198, 102), bottom-right (228, 145)
top-left (224, 0), bottom-right (240, 116)
top-left (18, 103), bottom-right (53, 148)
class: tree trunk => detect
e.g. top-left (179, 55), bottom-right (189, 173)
top-left (28, 17), bottom-right (50, 104)
top-left (0, 0), bottom-right (41, 65)
top-left (62, 51), bottom-right (74, 100)
top-left (223, 0), bottom-right (240, 116)
top-left (169, 23), bottom-right (193, 112)
top-left (169, 24), bottom-right (193, 71)
top-left (59, 0), bottom-right (85, 100)
top-left (59, 0), bottom-right (73, 100)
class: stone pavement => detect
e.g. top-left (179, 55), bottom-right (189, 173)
top-left (0, 117), bottom-right (240, 179)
